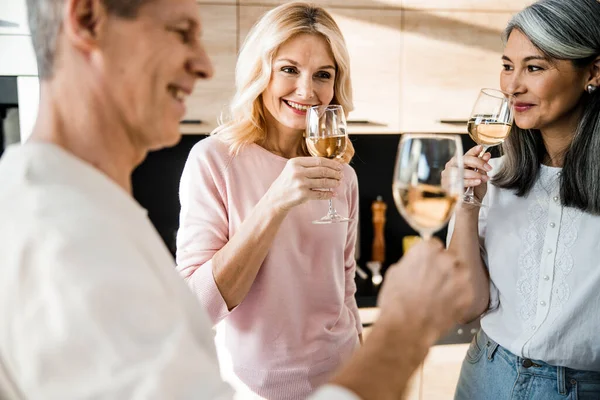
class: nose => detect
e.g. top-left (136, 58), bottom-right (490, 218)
top-left (501, 69), bottom-right (525, 97)
top-left (187, 40), bottom-right (214, 80)
top-left (296, 73), bottom-right (315, 100)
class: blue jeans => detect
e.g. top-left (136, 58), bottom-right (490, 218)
top-left (454, 330), bottom-right (600, 400)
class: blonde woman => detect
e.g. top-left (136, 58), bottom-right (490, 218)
top-left (176, 3), bottom-right (361, 399)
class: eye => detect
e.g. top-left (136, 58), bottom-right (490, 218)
top-left (315, 71), bottom-right (332, 80)
top-left (527, 65), bottom-right (543, 72)
top-left (502, 64), bottom-right (513, 71)
top-left (171, 28), bottom-right (191, 44)
top-left (281, 66), bottom-right (298, 74)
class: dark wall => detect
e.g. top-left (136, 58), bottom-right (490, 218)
top-left (132, 133), bottom-right (478, 290)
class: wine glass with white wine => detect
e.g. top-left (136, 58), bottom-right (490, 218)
top-left (305, 104), bottom-right (351, 224)
top-left (464, 88), bottom-right (514, 207)
top-left (393, 134), bottom-right (464, 240)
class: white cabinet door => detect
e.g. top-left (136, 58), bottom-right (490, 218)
top-left (0, 35), bottom-right (37, 76)
top-left (402, 0), bottom-right (535, 12)
top-left (400, 11), bottom-right (513, 134)
top-left (0, 0), bottom-right (30, 35)
top-left (182, 5), bottom-right (237, 134)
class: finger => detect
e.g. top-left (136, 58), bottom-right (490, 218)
top-left (296, 156), bottom-right (343, 170)
top-left (464, 169), bottom-right (489, 181)
top-left (482, 152), bottom-right (492, 162)
top-left (464, 155), bottom-right (492, 172)
top-left (445, 156), bottom-right (458, 169)
top-left (304, 166), bottom-right (343, 180)
top-left (308, 178), bottom-right (341, 190)
top-left (466, 145), bottom-right (485, 157)
top-left (308, 189), bottom-right (335, 201)
top-left (464, 178), bottom-right (483, 187)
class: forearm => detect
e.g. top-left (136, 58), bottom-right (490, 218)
top-left (212, 192), bottom-right (288, 310)
top-left (330, 313), bottom-right (430, 400)
top-left (449, 205), bottom-right (490, 322)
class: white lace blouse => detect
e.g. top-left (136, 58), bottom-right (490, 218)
top-left (450, 157), bottom-right (600, 371)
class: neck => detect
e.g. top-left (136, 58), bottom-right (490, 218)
top-left (262, 114), bottom-right (304, 159)
top-left (29, 75), bottom-right (145, 194)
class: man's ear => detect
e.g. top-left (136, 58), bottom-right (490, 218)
top-left (62, 0), bottom-right (107, 54)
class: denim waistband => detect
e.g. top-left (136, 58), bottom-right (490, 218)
top-left (478, 329), bottom-right (600, 393)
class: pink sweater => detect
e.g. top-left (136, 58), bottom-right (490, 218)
top-left (176, 136), bottom-right (362, 400)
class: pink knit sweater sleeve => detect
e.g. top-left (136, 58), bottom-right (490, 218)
top-left (344, 166), bottom-right (363, 335)
top-left (176, 141), bottom-right (231, 325)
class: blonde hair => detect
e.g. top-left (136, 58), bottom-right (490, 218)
top-left (212, 2), bottom-right (355, 162)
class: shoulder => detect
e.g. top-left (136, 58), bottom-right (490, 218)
top-left (187, 136), bottom-right (233, 168)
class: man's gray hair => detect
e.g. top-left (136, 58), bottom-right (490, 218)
top-left (26, 0), bottom-right (152, 79)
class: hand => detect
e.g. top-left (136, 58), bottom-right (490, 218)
top-left (266, 157), bottom-right (343, 212)
top-left (443, 145), bottom-right (492, 204)
top-left (377, 238), bottom-right (475, 347)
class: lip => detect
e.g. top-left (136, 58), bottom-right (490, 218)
top-left (282, 99), bottom-right (318, 116)
top-left (168, 84), bottom-right (191, 117)
top-left (514, 102), bottom-right (535, 112)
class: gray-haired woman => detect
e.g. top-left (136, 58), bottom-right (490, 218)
top-left (447, 0), bottom-right (600, 398)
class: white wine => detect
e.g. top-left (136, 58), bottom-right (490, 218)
top-left (467, 117), bottom-right (512, 147)
top-left (306, 135), bottom-right (347, 159)
top-left (393, 183), bottom-right (458, 233)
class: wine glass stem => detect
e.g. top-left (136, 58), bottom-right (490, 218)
top-left (421, 232), bottom-right (432, 241)
top-left (327, 199), bottom-right (336, 217)
top-left (465, 145), bottom-right (491, 198)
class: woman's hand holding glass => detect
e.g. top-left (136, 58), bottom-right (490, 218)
top-left (445, 145), bottom-right (493, 206)
top-left (267, 156), bottom-right (343, 213)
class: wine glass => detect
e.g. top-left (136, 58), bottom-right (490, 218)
top-left (463, 88), bottom-right (514, 207)
top-left (393, 134), bottom-right (464, 240)
top-left (305, 104), bottom-right (351, 224)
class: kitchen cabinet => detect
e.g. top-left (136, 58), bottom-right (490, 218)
top-left (238, 5), bottom-right (403, 134)
top-left (0, 0), bottom-right (30, 35)
top-left (238, 0), bottom-right (402, 8)
top-left (400, 11), bottom-right (513, 134)
top-left (0, 35), bottom-right (37, 76)
top-left (182, 4), bottom-right (237, 134)
top-left (402, 0), bottom-right (535, 12)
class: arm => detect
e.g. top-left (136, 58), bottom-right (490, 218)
top-left (448, 206), bottom-right (490, 323)
top-left (8, 227), bottom-right (234, 400)
top-left (445, 145), bottom-right (493, 323)
top-left (343, 168), bottom-right (362, 337)
top-left (177, 144), bottom-right (343, 319)
top-left (327, 239), bottom-right (475, 400)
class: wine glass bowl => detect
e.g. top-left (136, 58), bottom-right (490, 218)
top-left (464, 88), bottom-right (514, 206)
top-left (305, 104), bottom-right (351, 224)
top-left (392, 134), bottom-right (464, 240)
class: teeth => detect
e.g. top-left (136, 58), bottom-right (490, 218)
top-left (175, 89), bottom-right (186, 101)
top-left (286, 100), bottom-right (310, 111)
top-left (170, 86), bottom-right (187, 101)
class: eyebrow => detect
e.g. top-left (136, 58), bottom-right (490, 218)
top-left (502, 55), bottom-right (549, 63)
top-left (275, 58), bottom-right (336, 70)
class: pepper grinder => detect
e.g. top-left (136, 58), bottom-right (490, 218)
top-left (368, 196), bottom-right (387, 286)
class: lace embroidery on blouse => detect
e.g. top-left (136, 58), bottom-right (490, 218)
top-left (516, 168), bottom-right (581, 323)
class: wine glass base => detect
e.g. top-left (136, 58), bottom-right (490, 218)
top-left (462, 194), bottom-right (487, 208)
top-left (312, 214), bottom-right (352, 224)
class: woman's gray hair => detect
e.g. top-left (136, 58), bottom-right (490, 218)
top-left (493, 0), bottom-right (600, 214)
top-left (27, 0), bottom-right (152, 80)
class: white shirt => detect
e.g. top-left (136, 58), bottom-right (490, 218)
top-left (450, 157), bottom-right (600, 371)
top-left (0, 143), bottom-right (360, 400)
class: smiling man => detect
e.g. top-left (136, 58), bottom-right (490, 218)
top-left (0, 0), bottom-right (474, 399)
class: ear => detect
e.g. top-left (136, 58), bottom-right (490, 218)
top-left (586, 56), bottom-right (600, 88)
top-left (62, 0), bottom-right (107, 54)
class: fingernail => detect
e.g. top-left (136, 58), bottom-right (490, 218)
top-left (483, 163), bottom-right (492, 172)
top-left (482, 175), bottom-right (489, 182)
